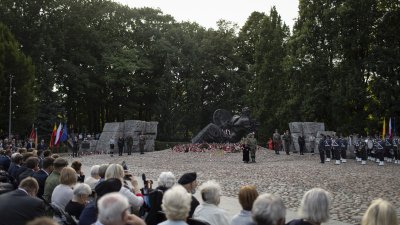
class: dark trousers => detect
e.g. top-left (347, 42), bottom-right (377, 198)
top-left (325, 147), bottom-right (331, 158)
top-left (333, 147), bottom-right (340, 160)
top-left (341, 148), bottom-right (346, 159)
top-left (299, 144), bottom-right (305, 155)
top-left (378, 150), bottom-right (384, 161)
top-left (72, 149), bottom-right (78, 157)
top-left (140, 144), bottom-right (145, 154)
top-left (285, 144), bottom-right (290, 155)
top-left (319, 149), bottom-right (325, 163)
top-left (127, 145), bottom-right (132, 155)
top-left (118, 147), bottom-right (123, 156)
top-left (361, 147), bottom-right (367, 160)
top-left (242, 147), bottom-right (250, 163)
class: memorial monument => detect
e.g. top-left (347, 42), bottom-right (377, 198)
top-left (96, 120), bottom-right (158, 153)
top-left (192, 107), bottom-right (258, 143)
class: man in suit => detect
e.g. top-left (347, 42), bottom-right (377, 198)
top-left (0, 177), bottom-right (45, 225)
top-left (32, 157), bottom-right (54, 199)
top-left (18, 157), bottom-right (40, 184)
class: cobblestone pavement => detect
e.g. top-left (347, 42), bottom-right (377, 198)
top-left (72, 147), bottom-right (400, 225)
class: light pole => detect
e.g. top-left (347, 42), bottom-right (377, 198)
top-left (8, 74), bottom-right (13, 140)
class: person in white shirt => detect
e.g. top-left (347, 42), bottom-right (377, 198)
top-left (193, 180), bottom-right (229, 225)
top-left (230, 185), bottom-right (258, 225)
top-left (51, 167), bottom-right (77, 210)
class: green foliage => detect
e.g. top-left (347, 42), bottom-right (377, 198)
top-left (0, 0), bottom-right (398, 140)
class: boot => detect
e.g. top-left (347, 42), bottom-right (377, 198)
top-left (379, 161), bottom-right (384, 166)
top-left (361, 160), bottom-right (366, 165)
top-left (326, 158), bottom-right (331, 162)
top-left (335, 160), bottom-right (341, 165)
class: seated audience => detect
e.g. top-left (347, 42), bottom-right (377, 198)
top-left (286, 188), bottom-right (331, 225)
top-left (193, 180), bottom-right (229, 225)
top-left (0, 177), bottom-right (45, 225)
top-left (51, 167), bottom-right (77, 210)
top-left (8, 152), bottom-right (22, 178)
top-left (65, 183), bottom-right (92, 219)
top-left (0, 149), bottom-right (12, 171)
top-left (159, 185), bottom-right (192, 225)
top-left (230, 185), bottom-right (258, 225)
top-left (15, 152), bottom-right (34, 179)
top-left (146, 171), bottom-right (176, 225)
top-left (43, 157), bottom-right (68, 202)
top-left (71, 160), bottom-right (85, 183)
top-left (85, 165), bottom-right (100, 189)
top-left (104, 163), bottom-right (143, 209)
top-left (361, 198), bottom-right (398, 225)
top-left (32, 157), bottom-right (55, 199)
top-left (252, 193), bottom-right (286, 225)
top-left (178, 172), bottom-right (199, 218)
top-left (96, 192), bottom-right (145, 225)
top-left (79, 178), bottom-right (122, 225)
top-left (97, 163), bottom-right (109, 184)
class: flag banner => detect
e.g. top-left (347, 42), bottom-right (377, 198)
top-left (60, 124), bottom-right (68, 142)
top-left (55, 123), bottom-right (63, 145)
top-left (382, 117), bottom-right (386, 139)
top-left (29, 125), bottom-right (36, 140)
top-left (50, 123), bottom-right (57, 148)
top-left (389, 117), bottom-right (392, 138)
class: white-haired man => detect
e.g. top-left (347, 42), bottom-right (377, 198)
top-left (84, 165), bottom-right (100, 189)
top-left (95, 192), bottom-right (145, 225)
top-left (252, 193), bottom-right (286, 225)
top-left (193, 180), bottom-right (229, 225)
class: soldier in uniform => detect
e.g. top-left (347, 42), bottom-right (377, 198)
top-left (318, 134), bottom-right (326, 163)
top-left (309, 134), bottom-right (316, 155)
top-left (272, 129), bottom-right (281, 155)
top-left (340, 134), bottom-right (348, 163)
top-left (248, 132), bottom-right (257, 163)
top-left (324, 135), bottom-right (332, 162)
top-left (393, 137), bottom-right (399, 164)
top-left (359, 135), bottom-right (367, 165)
top-left (282, 130), bottom-right (291, 155)
top-left (384, 135), bottom-right (393, 163)
top-left (126, 136), bottom-right (133, 155)
top-left (375, 135), bottom-right (385, 166)
top-left (353, 134), bottom-right (361, 162)
top-left (332, 135), bottom-right (340, 165)
top-left (118, 136), bottom-right (124, 156)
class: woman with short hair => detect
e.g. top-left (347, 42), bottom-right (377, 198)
top-left (361, 198), bottom-right (398, 225)
top-left (230, 185), bottom-right (258, 225)
top-left (159, 185), bottom-right (192, 225)
top-left (65, 183), bottom-right (92, 219)
top-left (104, 164), bottom-right (143, 209)
top-left (193, 180), bottom-right (229, 225)
top-left (252, 193), bottom-right (286, 225)
top-left (286, 188), bottom-right (331, 225)
top-left (51, 167), bottom-right (77, 210)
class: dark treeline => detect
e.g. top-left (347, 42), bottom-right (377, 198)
top-left (0, 0), bottom-right (399, 141)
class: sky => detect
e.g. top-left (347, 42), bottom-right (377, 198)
top-left (114, 0), bottom-right (299, 30)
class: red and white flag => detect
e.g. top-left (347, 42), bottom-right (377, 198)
top-left (54, 123), bottom-right (63, 145)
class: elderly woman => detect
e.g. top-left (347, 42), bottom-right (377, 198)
top-left (193, 180), bottom-right (229, 225)
top-left (286, 188), bottom-right (331, 225)
top-left (65, 183), bottom-right (92, 219)
top-left (230, 185), bottom-right (258, 225)
top-left (51, 167), bottom-right (77, 210)
top-left (158, 185), bottom-right (192, 225)
top-left (252, 193), bottom-right (286, 225)
top-left (84, 165), bottom-right (100, 189)
top-left (104, 163), bottom-right (143, 209)
top-left (361, 198), bottom-right (398, 225)
top-left (146, 171), bottom-right (176, 225)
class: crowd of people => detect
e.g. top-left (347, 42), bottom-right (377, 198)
top-left (0, 142), bottom-right (398, 225)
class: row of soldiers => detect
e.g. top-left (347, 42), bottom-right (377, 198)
top-left (318, 134), bottom-right (400, 166)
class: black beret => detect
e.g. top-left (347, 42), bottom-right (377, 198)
top-left (178, 172), bottom-right (197, 185)
top-left (95, 178), bottom-right (122, 198)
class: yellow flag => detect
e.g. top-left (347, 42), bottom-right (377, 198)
top-left (382, 118), bottom-right (386, 139)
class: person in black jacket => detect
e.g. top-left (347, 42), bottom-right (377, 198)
top-left (0, 177), bottom-right (45, 225)
top-left (298, 134), bottom-right (306, 155)
top-left (118, 137), bottom-right (125, 156)
top-left (32, 157), bottom-right (54, 199)
top-left (177, 172), bottom-right (199, 218)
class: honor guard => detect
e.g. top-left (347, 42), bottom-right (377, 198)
top-left (318, 135), bottom-right (326, 163)
top-left (384, 135), bottom-right (393, 163)
top-left (366, 136), bottom-right (374, 161)
top-left (340, 135), bottom-right (348, 163)
top-left (325, 135), bottom-right (332, 162)
top-left (375, 137), bottom-right (385, 166)
top-left (393, 137), bottom-right (399, 164)
top-left (354, 135), bottom-right (361, 162)
top-left (359, 136), bottom-right (367, 165)
top-left (332, 136), bottom-right (341, 165)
